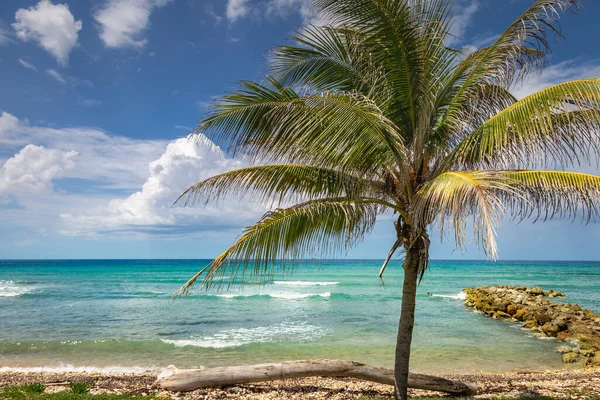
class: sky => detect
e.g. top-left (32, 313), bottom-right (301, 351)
top-left (0, 0), bottom-right (600, 260)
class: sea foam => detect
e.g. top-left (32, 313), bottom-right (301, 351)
top-left (431, 291), bottom-right (467, 300)
top-left (274, 281), bottom-right (339, 287)
top-left (214, 292), bottom-right (330, 300)
top-left (0, 281), bottom-right (33, 297)
top-left (162, 321), bottom-right (324, 349)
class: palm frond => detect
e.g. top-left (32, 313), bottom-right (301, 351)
top-left (462, 0), bottom-right (578, 87)
top-left (269, 26), bottom-right (375, 93)
top-left (173, 198), bottom-right (383, 297)
top-left (439, 0), bottom-right (580, 140)
top-left (314, 0), bottom-right (428, 132)
top-left (413, 171), bottom-right (520, 258)
top-left (197, 79), bottom-right (408, 173)
top-left (175, 164), bottom-right (376, 206)
top-left (430, 82), bottom-right (518, 156)
top-left (448, 79), bottom-right (600, 169)
top-left (503, 170), bottom-right (600, 223)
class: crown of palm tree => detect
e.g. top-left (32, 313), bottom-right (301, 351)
top-left (175, 0), bottom-right (599, 295)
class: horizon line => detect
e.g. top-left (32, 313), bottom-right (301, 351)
top-left (1, 258), bottom-right (599, 263)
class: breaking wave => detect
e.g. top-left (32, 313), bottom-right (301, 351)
top-left (161, 321), bottom-right (325, 349)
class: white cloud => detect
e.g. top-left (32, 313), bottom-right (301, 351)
top-left (0, 28), bottom-right (15, 45)
top-left (78, 98), bottom-right (103, 107)
top-left (511, 59), bottom-right (600, 99)
top-left (226, 0), bottom-right (250, 23)
top-left (18, 58), bottom-right (38, 72)
top-left (225, 0), bottom-right (318, 25)
top-left (46, 68), bottom-right (66, 83)
top-left (0, 112), bottom-right (266, 238)
top-left (266, 0), bottom-right (316, 24)
top-left (447, 0), bottom-right (480, 45)
top-left (205, 5), bottom-right (223, 24)
top-left (13, 0), bottom-right (82, 66)
top-left (0, 112), bottom-right (20, 137)
top-left (0, 112), bottom-right (168, 189)
top-left (0, 144), bottom-right (77, 197)
top-left (62, 136), bottom-right (262, 236)
top-left (95, 0), bottom-right (172, 49)
top-left (45, 68), bottom-right (93, 87)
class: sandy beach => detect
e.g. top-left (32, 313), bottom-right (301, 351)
top-left (2, 368), bottom-right (600, 399)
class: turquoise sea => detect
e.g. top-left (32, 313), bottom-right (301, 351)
top-left (1, 259), bottom-right (599, 375)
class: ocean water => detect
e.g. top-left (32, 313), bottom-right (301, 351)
top-left (1, 259), bottom-right (599, 375)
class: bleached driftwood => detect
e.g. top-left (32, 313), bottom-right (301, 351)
top-left (155, 360), bottom-right (477, 395)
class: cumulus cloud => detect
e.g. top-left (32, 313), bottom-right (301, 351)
top-left (61, 136), bottom-right (264, 236)
top-left (0, 112), bottom-right (168, 189)
top-left (511, 59), bottom-right (600, 99)
top-left (95, 0), bottom-right (172, 49)
top-left (0, 112), bottom-right (265, 238)
top-left (12, 0), bottom-right (82, 66)
top-left (0, 145), bottom-right (77, 198)
top-left (0, 112), bottom-right (20, 137)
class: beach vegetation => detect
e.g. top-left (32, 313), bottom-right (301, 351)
top-left (175, 0), bottom-right (600, 399)
top-left (67, 384), bottom-right (89, 395)
top-left (21, 384), bottom-right (45, 394)
top-left (0, 387), bottom-right (158, 400)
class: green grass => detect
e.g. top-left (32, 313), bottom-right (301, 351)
top-left (0, 386), bottom-right (161, 400)
top-left (66, 384), bottom-right (89, 395)
top-left (20, 385), bottom-right (45, 394)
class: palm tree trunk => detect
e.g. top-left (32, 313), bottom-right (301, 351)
top-left (393, 241), bottom-right (424, 400)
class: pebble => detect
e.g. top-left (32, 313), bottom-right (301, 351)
top-left (1, 370), bottom-right (600, 399)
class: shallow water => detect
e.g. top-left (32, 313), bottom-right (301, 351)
top-left (1, 259), bottom-right (598, 374)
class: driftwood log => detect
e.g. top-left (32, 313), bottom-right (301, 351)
top-left (155, 360), bottom-right (477, 395)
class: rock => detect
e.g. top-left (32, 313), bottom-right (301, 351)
top-left (529, 287), bottom-right (544, 296)
top-left (463, 285), bottom-right (600, 368)
top-left (535, 312), bottom-right (552, 325)
top-left (588, 352), bottom-right (600, 366)
top-left (523, 320), bottom-right (538, 329)
top-left (513, 309), bottom-right (527, 321)
top-left (542, 322), bottom-right (560, 337)
top-left (157, 391), bottom-right (171, 399)
top-left (562, 351), bottom-right (581, 363)
top-left (557, 346), bottom-right (573, 353)
top-left (514, 294), bottom-right (524, 304)
top-left (580, 349), bottom-right (595, 357)
top-left (494, 311), bottom-right (511, 319)
top-left (552, 315), bottom-right (569, 330)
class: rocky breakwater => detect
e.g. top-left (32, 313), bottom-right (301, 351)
top-left (463, 285), bottom-right (600, 366)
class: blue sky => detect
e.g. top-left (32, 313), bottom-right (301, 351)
top-left (1, 0), bottom-right (600, 260)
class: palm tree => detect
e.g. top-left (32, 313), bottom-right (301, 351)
top-left (175, 1), bottom-right (600, 399)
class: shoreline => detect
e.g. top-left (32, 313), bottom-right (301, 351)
top-left (1, 368), bottom-right (600, 399)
